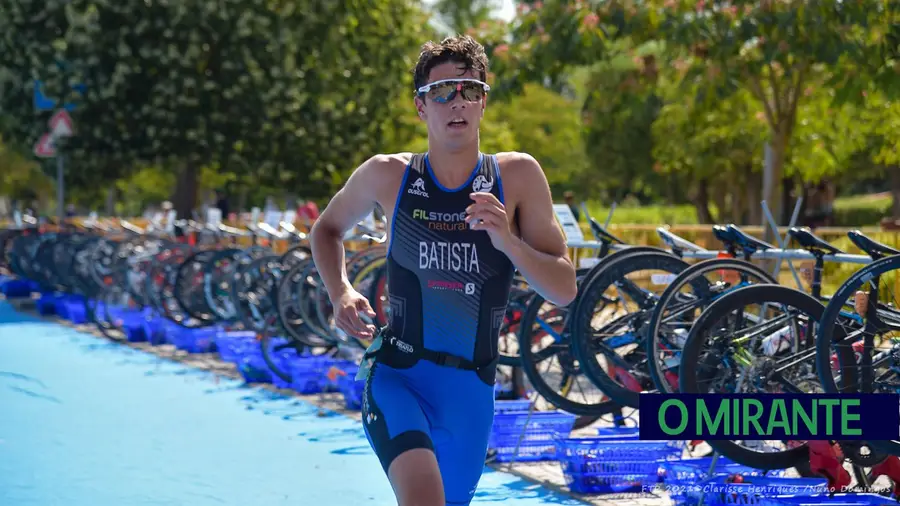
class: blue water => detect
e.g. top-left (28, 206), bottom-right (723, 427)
top-left (0, 303), bottom-right (585, 506)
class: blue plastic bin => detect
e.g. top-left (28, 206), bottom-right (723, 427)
top-left (687, 475), bottom-right (829, 506)
top-left (494, 400), bottom-right (532, 413)
top-left (169, 326), bottom-right (218, 353)
top-left (215, 331), bottom-right (257, 363)
top-left (1, 279), bottom-right (33, 298)
top-left (488, 410), bottom-right (577, 463)
top-left (290, 355), bottom-right (338, 394)
top-left (333, 363), bottom-right (363, 410)
top-left (554, 432), bottom-right (683, 495)
top-left (661, 457), bottom-right (788, 504)
top-left (236, 347), bottom-right (272, 384)
top-left (57, 296), bottom-right (88, 324)
top-left (36, 293), bottom-right (61, 315)
top-left (761, 493), bottom-right (897, 505)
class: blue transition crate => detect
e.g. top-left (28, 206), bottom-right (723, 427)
top-left (488, 410), bottom-right (577, 463)
top-left (289, 355), bottom-right (342, 395)
top-left (169, 326), bottom-right (218, 353)
top-left (236, 347), bottom-right (273, 384)
top-left (555, 432), bottom-right (683, 495)
top-left (661, 457), bottom-right (788, 504)
top-left (334, 363), bottom-right (364, 410)
top-left (683, 475), bottom-right (830, 506)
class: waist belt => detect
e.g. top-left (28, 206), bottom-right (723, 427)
top-left (363, 328), bottom-right (496, 373)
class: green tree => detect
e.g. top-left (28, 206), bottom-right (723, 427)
top-left (431, 0), bottom-right (499, 35)
top-left (0, 0), bottom-right (430, 217)
top-left (855, 91), bottom-right (900, 218)
top-left (0, 136), bottom-right (54, 204)
top-left (507, 0), bottom-right (900, 224)
top-left (491, 83), bottom-right (589, 190)
top-left (577, 39), bottom-right (667, 204)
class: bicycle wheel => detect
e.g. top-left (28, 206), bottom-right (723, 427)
top-left (816, 254), bottom-right (900, 457)
top-left (679, 284), bottom-right (835, 471)
top-left (275, 261), bottom-right (332, 348)
top-left (646, 258), bottom-right (777, 393)
top-left (571, 250), bottom-right (691, 408)
top-left (518, 291), bottom-right (621, 416)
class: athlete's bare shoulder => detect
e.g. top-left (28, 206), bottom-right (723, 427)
top-left (494, 151), bottom-right (542, 172)
top-left (345, 152), bottom-right (415, 212)
top-left (347, 153), bottom-right (410, 193)
top-left (362, 152), bottom-right (413, 175)
top-left (493, 151), bottom-right (547, 191)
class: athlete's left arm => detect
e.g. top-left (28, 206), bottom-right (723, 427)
top-left (468, 153), bottom-right (577, 306)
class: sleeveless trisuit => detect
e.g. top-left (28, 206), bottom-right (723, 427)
top-left (361, 152), bottom-right (515, 505)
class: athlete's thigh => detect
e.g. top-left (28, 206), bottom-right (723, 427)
top-left (362, 362), bottom-right (434, 473)
top-left (427, 367), bottom-right (496, 505)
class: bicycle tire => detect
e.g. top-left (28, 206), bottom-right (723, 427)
top-left (571, 250), bottom-right (691, 408)
top-left (678, 284), bottom-right (821, 470)
top-left (645, 258), bottom-right (777, 393)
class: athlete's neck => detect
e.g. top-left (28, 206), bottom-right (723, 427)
top-left (426, 144), bottom-right (481, 189)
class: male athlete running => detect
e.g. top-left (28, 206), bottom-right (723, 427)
top-left (309, 35), bottom-right (577, 506)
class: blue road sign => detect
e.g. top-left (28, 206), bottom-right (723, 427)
top-left (33, 80), bottom-right (86, 112)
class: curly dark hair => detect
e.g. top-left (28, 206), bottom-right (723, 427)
top-left (413, 35), bottom-right (489, 93)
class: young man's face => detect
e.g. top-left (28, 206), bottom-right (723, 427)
top-left (415, 62), bottom-right (487, 150)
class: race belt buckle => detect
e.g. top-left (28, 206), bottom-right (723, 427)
top-left (355, 333), bottom-right (383, 381)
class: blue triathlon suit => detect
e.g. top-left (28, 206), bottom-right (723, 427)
top-left (361, 152), bottom-right (515, 505)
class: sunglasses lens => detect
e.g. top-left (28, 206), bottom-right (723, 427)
top-left (427, 83), bottom-right (458, 103)
top-left (424, 81), bottom-right (486, 103)
top-left (460, 83), bottom-right (485, 101)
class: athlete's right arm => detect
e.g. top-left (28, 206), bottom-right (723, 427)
top-left (309, 155), bottom-right (393, 338)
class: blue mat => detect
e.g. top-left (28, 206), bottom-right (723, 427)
top-left (0, 302), bottom-right (585, 506)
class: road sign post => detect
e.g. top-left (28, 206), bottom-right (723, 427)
top-left (32, 109), bottom-right (75, 223)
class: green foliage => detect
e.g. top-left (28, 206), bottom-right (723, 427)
top-left (587, 203), bottom-right (703, 226)
top-left (832, 193), bottom-right (894, 226)
top-left (505, 0), bottom-right (900, 221)
top-left (490, 83), bottom-right (589, 187)
top-left (1, 0), bottom-right (899, 221)
top-left (432, 0), bottom-right (499, 36)
top-left (0, 137), bottom-right (54, 202)
top-left (578, 39), bottom-right (667, 202)
top-left (0, 0), bottom-right (430, 209)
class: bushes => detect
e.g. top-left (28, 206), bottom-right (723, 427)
top-left (578, 194), bottom-right (895, 229)
top-left (832, 194), bottom-right (894, 228)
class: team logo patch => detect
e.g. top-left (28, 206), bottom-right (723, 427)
top-left (472, 174), bottom-right (493, 193)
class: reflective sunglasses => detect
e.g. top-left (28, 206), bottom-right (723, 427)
top-left (417, 78), bottom-right (490, 104)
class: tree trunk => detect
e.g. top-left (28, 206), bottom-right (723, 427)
top-left (172, 163), bottom-right (199, 221)
top-left (667, 173), bottom-right (678, 205)
top-left (731, 183), bottom-right (744, 225)
top-left (105, 187), bottom-right (116, 216)
top-left (746, 166), bottom-right (762, 226)
top-left (691, 179), bottom-right (715, 224)
top-left (238, 186), bottom-right (247, 216)
top-left (711, 180), bottom-right (728, 223)
top-left (781, 176), bottom-right (795, 226)
top-left (762, 134), bottom-right (787, 242)
top-left (891, 166), bottom-right (900, 219)
top-left (797, 183), bottom-right (810, 227)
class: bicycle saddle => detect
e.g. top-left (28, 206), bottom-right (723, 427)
top-left (788, 227), bottom-right (842, 255)
top-left (847, 230), bottom-right (900, 260)
top-left (725, 224), bottom-right (774, 252)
